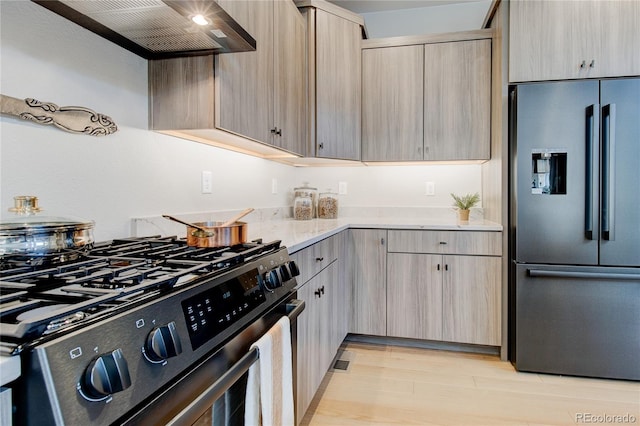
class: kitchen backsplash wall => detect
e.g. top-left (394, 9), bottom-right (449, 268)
top-left (1, 1), bottom-right (483, 242)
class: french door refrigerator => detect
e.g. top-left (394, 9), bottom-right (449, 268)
top-left (510, 78), bottom-right (640, 380)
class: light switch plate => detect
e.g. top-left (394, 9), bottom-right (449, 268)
top-left (425, 181), bottom-right (435, 196)
top-left (201, 171), bottom-right (212, 194)
top-left (338, 182), bottom-right (348, 195)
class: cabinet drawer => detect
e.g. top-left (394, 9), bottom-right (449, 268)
top-left (387, 230), bottom-right (502, 256)
top-left (290, 234), bottom-right (339, 284)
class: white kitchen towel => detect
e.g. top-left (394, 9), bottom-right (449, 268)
top-left (244, 316), bottom-right (294, 426)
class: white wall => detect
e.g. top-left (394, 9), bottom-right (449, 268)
top-left (362, 0), bottom-right (492, 38)
top-left (1, 0), bottom-right (483, 242)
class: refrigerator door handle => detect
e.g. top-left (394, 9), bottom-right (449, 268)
top-left (602, 104), bottom-right (616, 241)
top-left (528, 269), bottom-right (640, 281)
top-left (585, 104), bottom-right (599, 240)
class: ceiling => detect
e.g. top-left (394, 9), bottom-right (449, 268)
top-left (327, 0), bottom-right (487, 14)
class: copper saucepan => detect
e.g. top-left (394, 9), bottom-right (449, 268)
top-left (163, 209), bottom-right (253, 248)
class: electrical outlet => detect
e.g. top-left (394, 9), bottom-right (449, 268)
top-left (271, 178), bottom-right (278, 194)
top-left (201, 171), bottom-right (212, 194)
top-left (338, 181), bottom-right (348, 195)
top-left (425, 181), bottom-right (435, 196)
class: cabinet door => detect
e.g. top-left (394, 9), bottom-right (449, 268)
top-left (296, 261), bottom-right (341, 422)
top-left (362, 45), bottom-right (424, 162)
top-left (442, 255), bottom-right (501, 345)
top-left (599, 1), bottom-right (640, 78)
top-left (296, 280), bottom-right (324, 421)
top-left (216, 0), bottom-right (273, 143)
top-left (315, 9), bottom-right (361, 160)
top-left (424, 39), bottom-right (490, 160)
top-left (387, 253), bottom-right (442, 340)
top-left (273, 0), bottom-right (306, 155)
top-left (349, 229), bottom-right (387, 336)
top-left (148, 56), bottom-right (214, 130)
top-left (509, 0), bottom-right (585, 82)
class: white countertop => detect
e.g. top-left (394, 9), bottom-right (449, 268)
top-left (246, 216), bottom-right (502, 253)
top-left (0, 355), bottom-right (20, 387)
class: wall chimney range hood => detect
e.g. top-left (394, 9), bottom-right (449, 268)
top-left (32, 0), bottom-right (256, 59)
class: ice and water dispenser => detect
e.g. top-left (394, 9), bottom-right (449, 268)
top-left (531, 149), bottom-right (567, 195)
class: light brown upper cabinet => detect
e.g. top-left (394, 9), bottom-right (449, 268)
top-left (509, 0), bottom-right (640, 82)
top-left (362, 45), bottom-right (424, 161)
top-left (299, 2), bottom-right (363, 160)
top-left (361, 31), bottom-right (492, 162)
top-left (424, 39), bottom-right (491, 161)
top-left (217, 0), bottom-right (306, 155)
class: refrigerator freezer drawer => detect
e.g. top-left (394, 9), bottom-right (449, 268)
top-left (515, 264), bottom-right (640, 380)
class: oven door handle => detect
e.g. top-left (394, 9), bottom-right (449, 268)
top-left (166, 299), bottom-right (305, 426)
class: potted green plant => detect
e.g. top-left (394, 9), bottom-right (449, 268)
top-left (450, 192), bottom-right (480, 222)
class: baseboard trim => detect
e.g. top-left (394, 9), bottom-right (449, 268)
top-left (345, 334), bottom-right (501, 356)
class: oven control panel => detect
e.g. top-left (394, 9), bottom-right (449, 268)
top-left (23, 247), bottom-right (298, 426)
top-left (181, 268), bottom-right (266, 350)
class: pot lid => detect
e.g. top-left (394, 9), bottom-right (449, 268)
top-left (1, 196), bottom-right (94, 233)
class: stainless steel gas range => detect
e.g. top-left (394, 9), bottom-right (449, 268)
top-left (0, 236), bottom-right (302, 425)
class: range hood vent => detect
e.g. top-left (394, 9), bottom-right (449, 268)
top-left (32, 0), bottom-right (256, 59)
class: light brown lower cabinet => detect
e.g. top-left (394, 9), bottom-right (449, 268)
top-left (387, 252), bottom-right (501, 346)
top-left (294, 232), bottom-right (348, 423)
top-left (348, 229), bottom-right (387, 336)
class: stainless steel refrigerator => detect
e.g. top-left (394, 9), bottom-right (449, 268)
top-left (510, 78), bottom-right (640, 380)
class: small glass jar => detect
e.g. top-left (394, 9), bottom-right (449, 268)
top-left (293, 183), bottom-right (318, 217)
top-left (294, 194), bottom-right (313, 220)
top-left (318, 190), bottom-right (338, 219)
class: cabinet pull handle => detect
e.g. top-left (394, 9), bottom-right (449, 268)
top-left (275, 128), bottom-right (282, 136)
top-left (314, 288), bottom-right (322, 298)
top-left (320, 286), bottom-right (325, 295)
top-left (318, 143), bottom-right (324, 150)
top-left (270, 127), bottom-right (277, 134)
top-left (437, 264), bottom-right (441, 271)
top-left (445, 264), bottom-right (449, 271)
top-left (439, 241), bottom-right (447, 245)
top-left (315, 257), bottom-right (324, 262)
top-left (580, 60), bottom-right (586, 69)
top-left (380, 238), bottom-right (385, 245)
top-left (590, 59), bottom-right (595, 68)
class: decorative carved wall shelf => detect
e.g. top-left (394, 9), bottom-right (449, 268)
top-left (0, 94), bottom-right (117, 136)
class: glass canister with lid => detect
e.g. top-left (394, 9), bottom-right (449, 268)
top-left (293, 183), bottom-right (318, 218)
top-left (318, 189), bottom-right (338, 219)
top-left (293, 193), bottom-right (313, 220)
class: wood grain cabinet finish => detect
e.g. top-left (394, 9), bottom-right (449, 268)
top-left (387, 253), bottom-right (442, 340)
top-left (301, 7), bottom-right (362, 160)
top-left (387, 230), bottom-right (502, 346)
top-left (217, 0), bottom-right (306, 155)
top-left (294, 232), bottom-right (348, 423)
top-left (424, 39), bottom-right (491, 160)
top-left (348, 229), bottom-right (387, 336)
top-left (387, 230), bottom-right (502, 256)
top-left (509, 0), bottom-right (640, 82)
top-left (362, 45), bottom-right (424, 161)
top-left (361, 37), bottom-right (491, 162)
top-left (443, 255), bottom-right (501, 345)
top-left (149, 56), bottom-right (215, 130)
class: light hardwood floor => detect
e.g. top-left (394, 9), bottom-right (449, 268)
top-left (301, 342), bottom-right (640, 426)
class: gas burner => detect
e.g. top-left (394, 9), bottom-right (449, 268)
top-left (0, 236), bottom-right (282, 343)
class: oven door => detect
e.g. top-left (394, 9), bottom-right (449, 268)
top-left (118, 297), bottom-right (304, 426)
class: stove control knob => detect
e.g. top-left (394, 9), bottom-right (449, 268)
top-left (278, 264), bottom-right (291, 281)
top-left (286, 261), bottom-right (300, 278)
top-left (145, 321), bottom-right (183, 362)
top-left (264, 269), bottom-right (282, 290)
top-left (82, 348), bottom-right (131, 398)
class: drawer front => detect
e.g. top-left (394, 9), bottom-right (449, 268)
top-left (290, 234), bottom-right (339, 284)
top-left (387, 230), bottom-right (502, 256)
